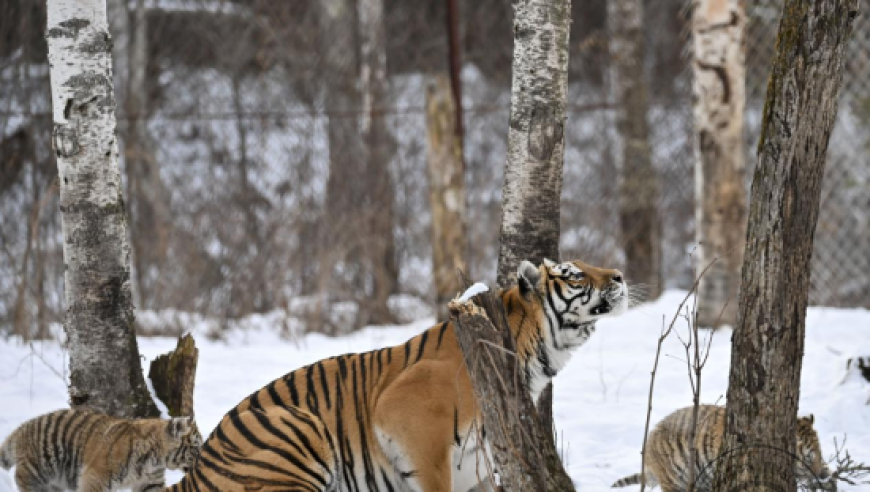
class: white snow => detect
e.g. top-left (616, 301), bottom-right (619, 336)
top-left (458, 282), bottom-right (490, 302)
top-left (1, 291), bottom-right (869, 491)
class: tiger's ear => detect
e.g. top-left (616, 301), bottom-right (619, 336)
top-left (518, 260), bottom-right (541, 299)
top-left (168, 416), bottom-right (193, 438)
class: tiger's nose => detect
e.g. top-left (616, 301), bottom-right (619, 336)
top-left (611, 272), bottom-right (624, 284)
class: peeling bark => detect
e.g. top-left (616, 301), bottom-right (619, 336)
top-left (46, 0), bottom-right (159, 418)
top-left (608, 0), bottom-right (662, 299)
top-left (148, 334), bottom-right (198, 417)
top-left (692, 0), bottom-right (748, 328)
top-left (713, 1), bottom-right (858, 490)
top-left (426, 75), bottom-right (466, 321)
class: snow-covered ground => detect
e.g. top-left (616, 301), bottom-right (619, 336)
top-left (1, 291), bottom-right (869, 491)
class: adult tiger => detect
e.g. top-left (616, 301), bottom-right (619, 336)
top-left (194, 258), bottom-right (628, 492)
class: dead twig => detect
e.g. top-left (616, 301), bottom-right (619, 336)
top-left (639, 258), bottom-right (717, 492)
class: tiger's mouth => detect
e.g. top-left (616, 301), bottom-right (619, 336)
top-left (589, 300), bottom-right (612, 316)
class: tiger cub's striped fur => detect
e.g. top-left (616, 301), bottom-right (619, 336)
top-left (612, 405), bottom-right (830, 492)
top-left (0, 409), bottom-right (201, 492)
top-left (198, 258), bottom-right (628, 492)
top-left (167, 405), bottom-right (339, 492)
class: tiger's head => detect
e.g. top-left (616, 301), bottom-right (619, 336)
top-left (163, 416), bottom-right (203, 473)
top-left (796, 414), bottom-right (831, 485)
top-left (504, 258), bottom-right (629, 399)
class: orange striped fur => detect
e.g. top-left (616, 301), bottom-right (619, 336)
top-left (183, 259), bottom-right (628, 492)
top-left (612, 405), bottom-right (830, 491)
top-left (0, 409), bottom-right (201, 492)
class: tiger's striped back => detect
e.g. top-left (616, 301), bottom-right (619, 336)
top-left (0, 409), bottom-right (200, 492)
top-left (612, 405), bottom-right (829, 492)
top-left (196, 259), bottom-right (628, 491)
top-left (168, 406), bottom-right (339, 492)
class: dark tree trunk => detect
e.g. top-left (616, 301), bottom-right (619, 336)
top-left (126, 0), bottom-right (160, 308)
top-left (713, 1), bottom-right (858, 490)
top-left (358, 0), bottom-right (396, 326)
top-left (148, 334), bottom-right (198, 417)
top-left (608, 0), bottom-right (662, 300)
top-left (46, 0), bottom-right (160, 418)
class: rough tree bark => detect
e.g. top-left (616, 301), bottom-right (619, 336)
top-left (692, 0), bottom-right (748, 328)
top-left (426, 75), bottom-right (466, 321)
top-left (496, 0), bottom-right (571, 435)
top-left (448, 285), bottom-right (575, 492)
top-left (148, 334), bottom-right (198, 417)
top-left (46, 0), bottom-right (159, 418)
top-left (358, 0), bottom-right (396, 326)
top-left (608, 0), bottom-right (662, 300)
top-left (713, 1), bottom-right (858, 490)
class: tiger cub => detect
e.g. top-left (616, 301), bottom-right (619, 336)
top-left (167, 405), bottom-right (340, 492)
top-left (0, 408), bottom-right (202, 492)
top-left (612, 405), bottom-right (831, 492)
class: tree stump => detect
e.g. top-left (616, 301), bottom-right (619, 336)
top-left (148, 334), bottom-right (198, 417)
top-left (448, 278), bottom-right (575, 492)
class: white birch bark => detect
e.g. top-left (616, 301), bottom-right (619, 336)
top-left (426, 75), bottom-right (466, 321)
top-left (496, 0), bottom-right (571, 288)
top-left (46, 0), bottom-right (158, 418)
top-left (496, 0), bottom-right (572, 443)
top-left (692, 0), bottom-right (748, 328)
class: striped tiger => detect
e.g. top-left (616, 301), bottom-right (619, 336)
top-left (0, 408), bottom-right (201, 492)
top-left (196, 258), bottom-right (628, 492)
top-left (612, 405), bottom-right (831, 491)
top-left (167, 405), bottom-right (339, 492)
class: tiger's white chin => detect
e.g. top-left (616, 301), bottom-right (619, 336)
top-left (584, 284), bottom-right (629, 320)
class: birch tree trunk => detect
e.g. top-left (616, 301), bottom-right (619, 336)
top-left (713, 1), bottom-right (858, 490)
top-left (692, 0), bottom-right (748, 328)
top-left (496, 0), bottom-right (571, 440)
top-left (358, 0), bottom-right (396, 326)
top-left (46, 0), bottom-right (159, 418)
top-left (497, 0), bottom-right (569, 288)
top-left (426, 75), bottom-right (466, 321)
top-left (608, 0), bottom-right (661, 300)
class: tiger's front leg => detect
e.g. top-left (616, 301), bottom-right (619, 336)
top-left (374, 362), bottom-right (464, 492)
top-left (131, 470), bottom-right (165, 492)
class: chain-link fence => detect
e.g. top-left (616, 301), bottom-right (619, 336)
top-left (746, 1), bottom-right (870, 307)
top-left (0, 0), bottom-right (866, 338)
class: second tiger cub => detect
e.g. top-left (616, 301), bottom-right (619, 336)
top-left (0, 408), bottom-right (202, 492)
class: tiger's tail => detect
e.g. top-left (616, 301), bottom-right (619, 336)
top-left (612, 472), bottom-right (657, 488)
top-left (0, 431), bottom-right (15, 469)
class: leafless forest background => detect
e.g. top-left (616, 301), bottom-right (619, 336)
top-left (1, 0), bottom-right (868, 339)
